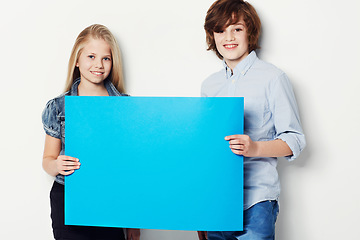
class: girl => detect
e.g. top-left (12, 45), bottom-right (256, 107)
top-left (42, 24), bottom-right (140, 240)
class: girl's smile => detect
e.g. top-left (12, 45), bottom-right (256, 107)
top-left (91, 71), bottom-right (105, 76)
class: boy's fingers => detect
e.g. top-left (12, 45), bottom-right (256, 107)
top-left (232, 149), bottom-right (243, 155)
top-left (225, 134), bottom-right (243, 141)
top-left (230, 144), bottom-right (244, 150)
top-left (229, 139), bottom-right (243, 144)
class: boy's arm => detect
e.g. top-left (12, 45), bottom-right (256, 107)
top-left (225, 135), bottom-right (292, 158)
top-left (269, 73), bottom-right (306, 160)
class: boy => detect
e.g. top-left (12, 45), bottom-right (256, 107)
top-left (198, 0), bottom-right (306, 239)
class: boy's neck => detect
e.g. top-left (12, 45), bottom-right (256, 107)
top-left (225, 51), bottom-right (250, 73)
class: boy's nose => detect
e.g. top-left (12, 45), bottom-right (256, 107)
top-left (225, 31), bottom-right (235, 41)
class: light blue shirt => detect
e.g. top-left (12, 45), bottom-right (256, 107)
top-left (201, 51), bottom-right (306, 209)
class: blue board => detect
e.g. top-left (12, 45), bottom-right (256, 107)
top-left (65, 96), bottom-right (244, 231)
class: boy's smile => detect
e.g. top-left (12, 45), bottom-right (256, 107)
top-left (214, 20), bottom-right (249, 70)
top-left (224, 44), bottom-right (239, 49)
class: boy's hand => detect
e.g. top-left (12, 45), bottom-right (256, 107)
top-left (55, 155), bottom-right (80, 175)
top-left (225, 134), bottom-right (259, 157)
top-left (126, 228), bottom-right (140, 240)
top-left (197, 231), bottom-right (207, 240)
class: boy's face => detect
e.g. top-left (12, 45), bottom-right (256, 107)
top-left (214, 19), bottom-right (249, 70)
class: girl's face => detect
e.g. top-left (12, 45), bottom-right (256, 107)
top-left (76, 38), bottom-right (112, 86)
top-left (214, 19), bottom-right (249, 70)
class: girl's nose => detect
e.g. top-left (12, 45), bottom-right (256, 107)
top-left (95, 59), bottom-right (104, 68)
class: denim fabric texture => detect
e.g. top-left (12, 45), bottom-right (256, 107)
top-left (207, 200), bottom-right (279, 240)
top-left (42, 78), bottom-right (128, 184)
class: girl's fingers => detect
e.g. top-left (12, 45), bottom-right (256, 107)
top-left (56, 155), bottom-right (80, 174)
top-left (65, 164), bottom-right (80, 170)
top-left (58, 155), bottom-right (79, 162)
top-left (63, 160), bottom-right (81, 166)
top-left (61, 169), bottom-right (75, 176)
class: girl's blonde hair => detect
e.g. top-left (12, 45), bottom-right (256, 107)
top-left (64, 24), bottom-right (125, 93)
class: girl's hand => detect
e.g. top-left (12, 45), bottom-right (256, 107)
top-left (55, 155), bottom-right (80, 175)
top-left (225, 134), bottom-right (259, 157)
top-left (126, 228), bottom-right (140, 240)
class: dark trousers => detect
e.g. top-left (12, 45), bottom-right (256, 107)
top-left (50, 181), bottom-right (125, 240)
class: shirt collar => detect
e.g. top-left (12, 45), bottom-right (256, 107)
top-left (223, 51), bottom-right (258, 79)
top-left (69, 78), bottom-right (122, 96)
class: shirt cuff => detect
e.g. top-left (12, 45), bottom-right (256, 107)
top-left (276, 133), bottom-right (306, 161)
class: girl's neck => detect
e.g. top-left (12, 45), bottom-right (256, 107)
top-left (77, 81), bottom-right (109, 96)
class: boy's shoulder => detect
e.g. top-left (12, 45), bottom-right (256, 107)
top-left (252, 57), bottom-right (286, 77)
top-left (251, 58), bottom-right (292, 90)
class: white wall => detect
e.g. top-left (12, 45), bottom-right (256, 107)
top-left (1, 0), bottom-right (359, 239)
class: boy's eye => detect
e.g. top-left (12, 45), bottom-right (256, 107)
top-left (235, 28), bottom-right (243, 32)
top-left (215, 30), bottom-right (224, 34)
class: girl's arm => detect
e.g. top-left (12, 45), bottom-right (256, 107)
top-left (225, 135), bottom-right (292, 158)
top-left (42, 135), bottom-right (80, 176)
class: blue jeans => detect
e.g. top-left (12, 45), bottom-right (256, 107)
top-left (207, 200), bottom-right (279, 240)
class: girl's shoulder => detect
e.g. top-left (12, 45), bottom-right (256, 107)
top-left (43, 91), bottom-right (71, 116)
top-left (42, 91), bottom-right (70, 138)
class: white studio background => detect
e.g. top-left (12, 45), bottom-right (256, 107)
top-left (0, 0), bottom-right (359, 239)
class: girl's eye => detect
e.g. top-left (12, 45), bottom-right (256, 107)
top-left (88, 55), bottom-right (95, 59)
top-left (104, 57), bottom-right (111, 61)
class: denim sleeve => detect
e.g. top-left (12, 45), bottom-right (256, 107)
top-left (270, 73), bottom-right (306, 161)
top-left (42, 99), bottom-right (61, 139)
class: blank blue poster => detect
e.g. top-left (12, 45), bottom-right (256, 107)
top-left (65, 96), bottom-right (244, 231)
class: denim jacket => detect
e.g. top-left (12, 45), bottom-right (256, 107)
top-left (42, 78), bottom-right (128, 184)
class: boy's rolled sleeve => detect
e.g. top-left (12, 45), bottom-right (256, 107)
top-left (277, 131), bottom-right (306, 161)
top-left (271, 73), bottom-right (306, 161)
top-left (42, 99), bottom-right (61, 139)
